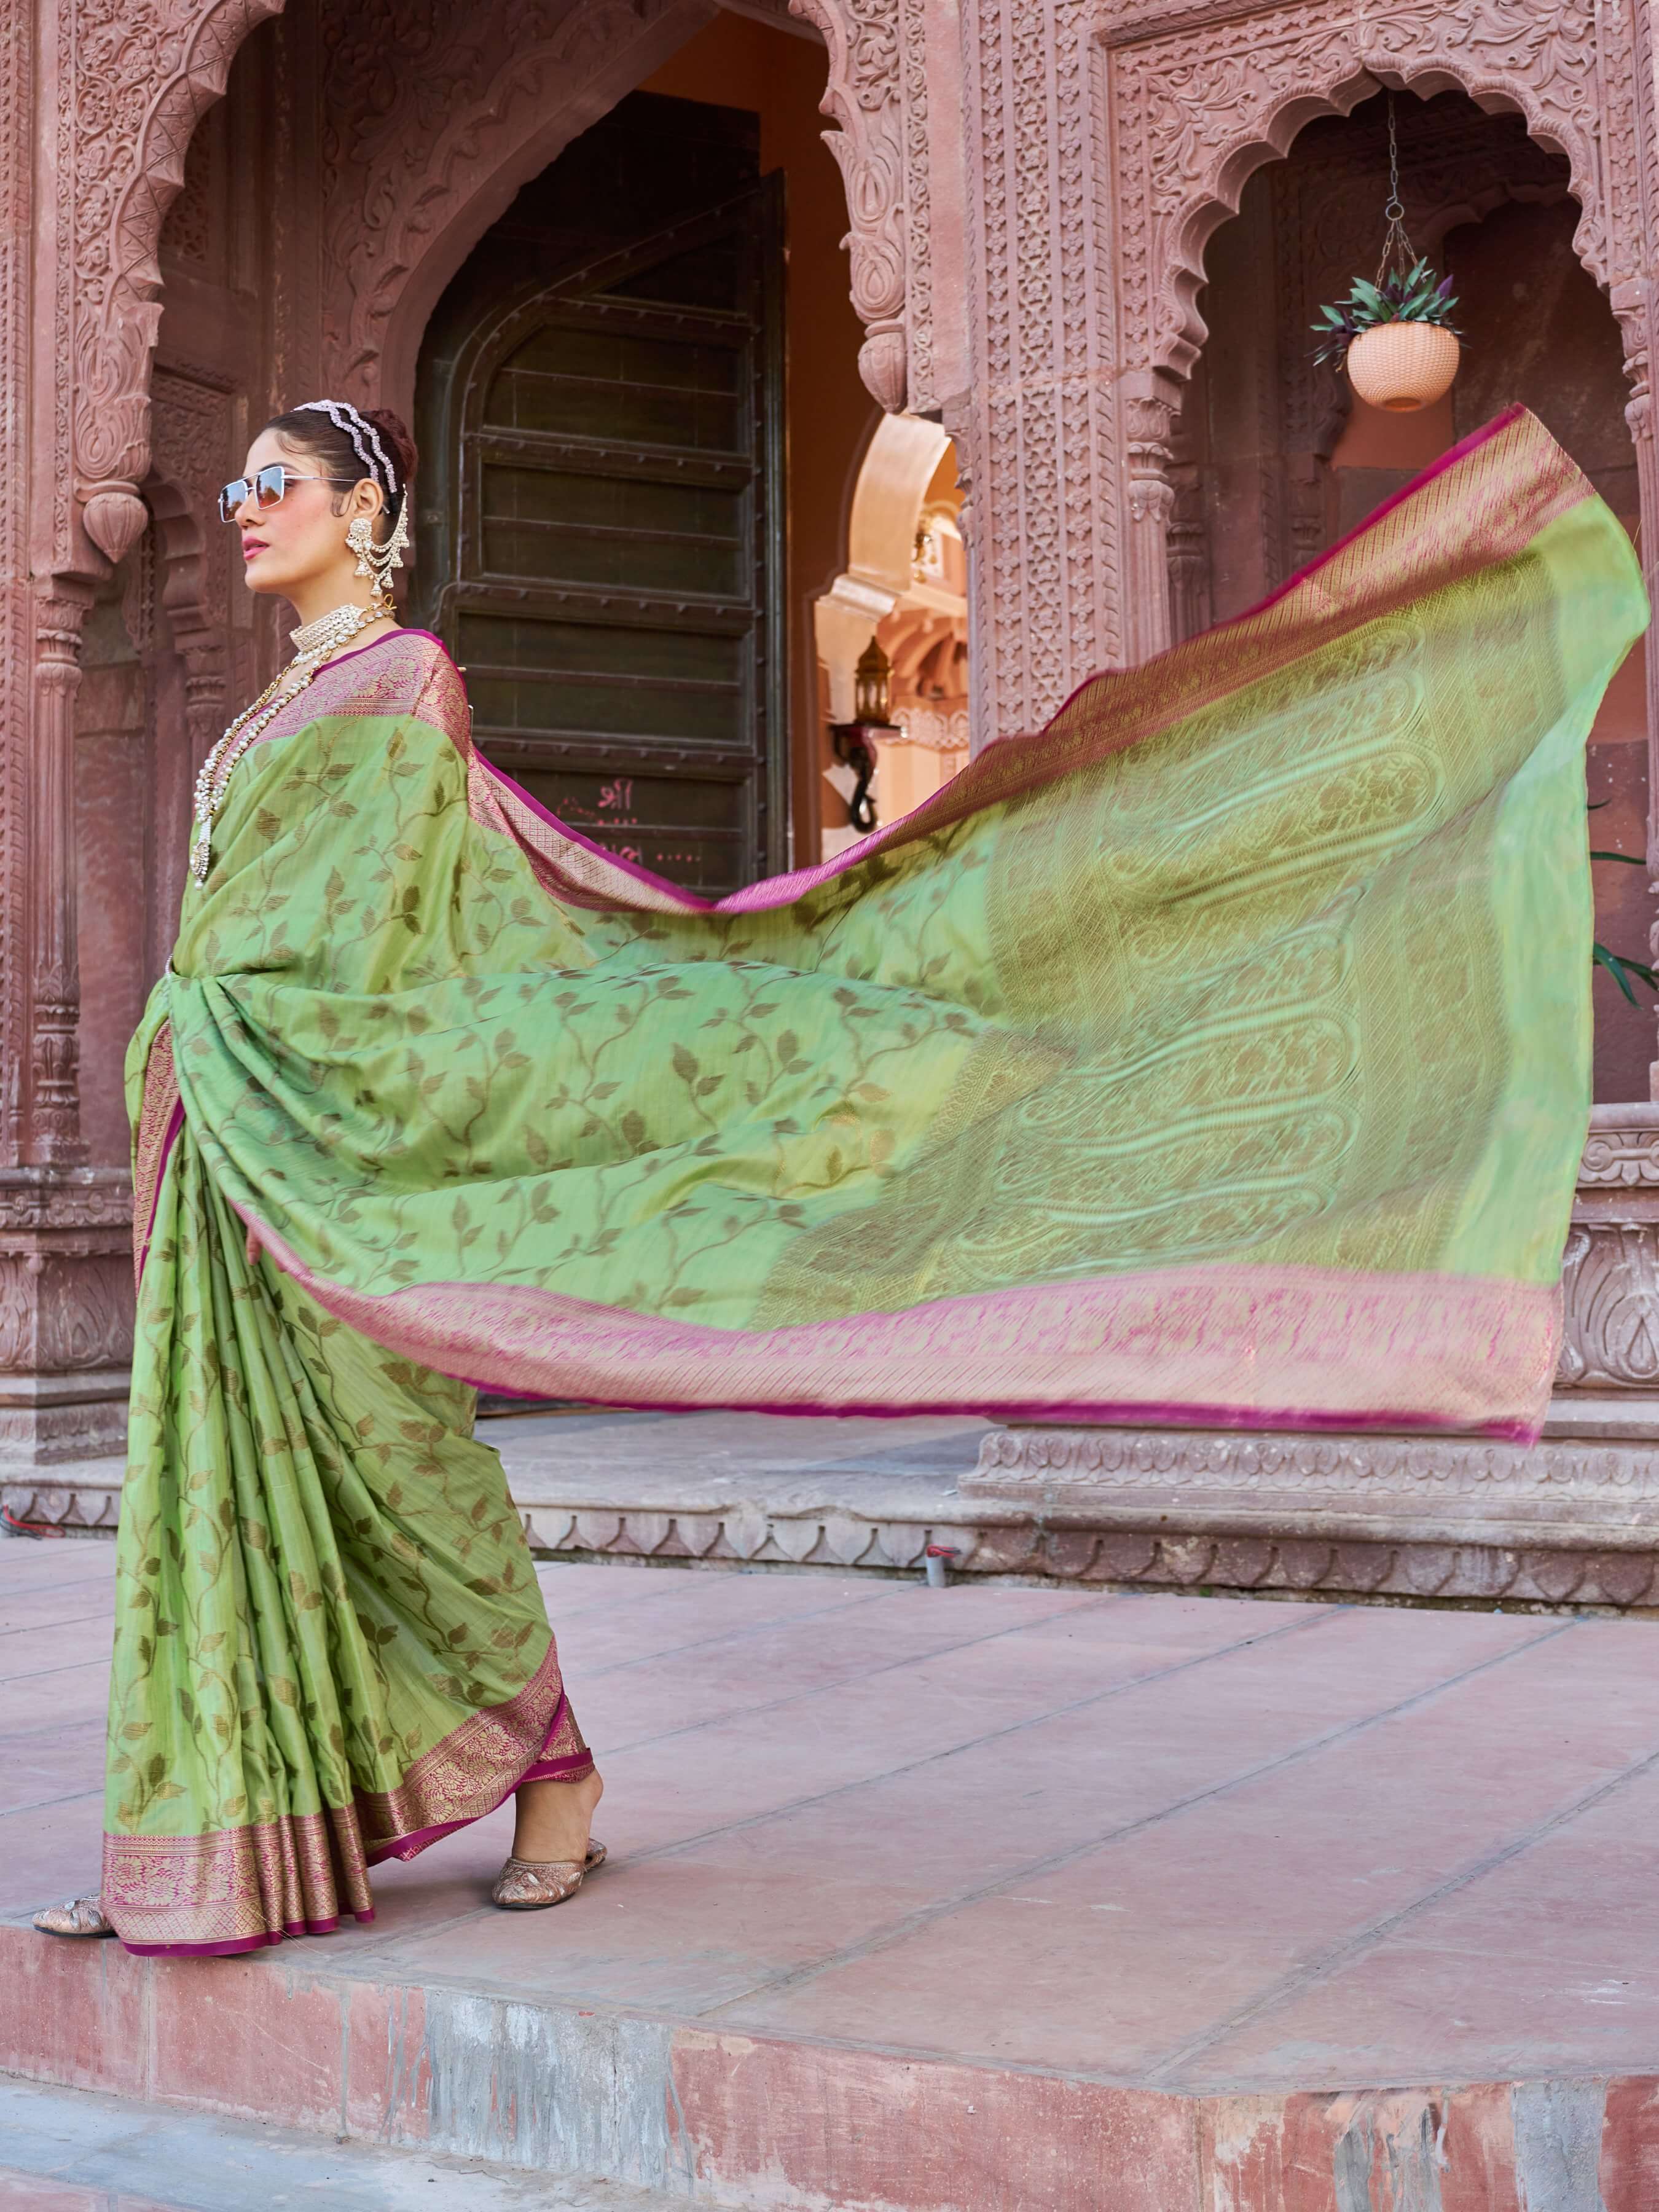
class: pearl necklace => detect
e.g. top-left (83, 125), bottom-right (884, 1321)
top-left (189, 601), bottom-right (382, 885)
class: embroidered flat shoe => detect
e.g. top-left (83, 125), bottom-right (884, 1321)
top-left (492, 1838), bottom-right (607, 1910)
top-left (33, 1897), bottom-right (116, 1938)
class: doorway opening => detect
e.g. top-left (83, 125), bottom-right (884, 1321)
top-left (815, 420), bottom-right (970, 857)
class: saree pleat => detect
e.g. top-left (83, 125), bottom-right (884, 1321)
top-left (103, 407), bottom-right (1644, 1951)
top-left (106, 1118), bottom-right (586, 1953)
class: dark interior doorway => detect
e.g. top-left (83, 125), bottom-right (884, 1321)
top-left (415, 92), bottom-right (788, 896)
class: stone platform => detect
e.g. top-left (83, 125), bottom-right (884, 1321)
top-left (6, 1538), bottom-right (1659, 2208)
top-left (21, 1396), bottom-right (1659, 1615)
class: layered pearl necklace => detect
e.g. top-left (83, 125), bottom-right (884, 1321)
top-left (189, 600), bottom-right (384, 885)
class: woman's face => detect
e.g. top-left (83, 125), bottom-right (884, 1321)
top-left (232, 428), bottom-right (382, 599)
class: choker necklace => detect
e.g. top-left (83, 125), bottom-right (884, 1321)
top-left (189, 601), bottom-right (383, 885)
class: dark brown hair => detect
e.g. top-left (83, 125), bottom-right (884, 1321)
top-left (262, 402), bottom-right (417, 522)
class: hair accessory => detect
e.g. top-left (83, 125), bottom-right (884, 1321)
top-left (293, 399), bottom-right (399, 500)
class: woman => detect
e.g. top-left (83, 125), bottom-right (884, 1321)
top-left (33, 396), bottom-right (1646, 1953)
top-left (38, 402), bottom-right (602, 1950)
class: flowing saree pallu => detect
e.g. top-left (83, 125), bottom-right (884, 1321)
top-left (109, 406), bottom-right (1640, 1947)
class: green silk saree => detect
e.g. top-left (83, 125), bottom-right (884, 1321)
top-left (106, 407), bottom-right (1645, 1951)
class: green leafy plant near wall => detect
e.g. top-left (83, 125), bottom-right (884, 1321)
top-left (1590, 804), bottom-right (1657, 1005)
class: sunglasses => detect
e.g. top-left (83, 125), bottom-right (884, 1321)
top-left (217, 464), bottom-right (359, 524)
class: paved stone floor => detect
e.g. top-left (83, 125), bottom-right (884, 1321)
top-left (5, 1534), bottom-right (1659, 2206)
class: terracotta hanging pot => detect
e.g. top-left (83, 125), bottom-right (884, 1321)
top-left (1346, 321), bottom-right (1460, 413)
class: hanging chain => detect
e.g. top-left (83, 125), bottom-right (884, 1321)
top-left (1373, 91), bottom-right (1421, 287)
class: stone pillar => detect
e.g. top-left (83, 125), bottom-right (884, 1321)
top-left (0, 21), bottom-right (136, 1478)
top-left (26, 591), bottom-right (91, 1170)
top-left (1122, 380), bottom-right (1180, 665)
top-left (1620, 334), bottom-right (1659, 1099)
top-left (0, 590), bottom-right (136, 1472)
top-left (1166, 466), bottom-right (1211, 646)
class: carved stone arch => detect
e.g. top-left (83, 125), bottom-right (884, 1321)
top-left (1099, 0), bottom-right (1652, 666)
top-left (1140, 60), bottom-right (1610, 390)
top-left (317, 0), bottom-right (718, 418)
top-left (69, 0), bottom-right (283, 563)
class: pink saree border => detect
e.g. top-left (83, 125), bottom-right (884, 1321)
top-left (236, 1210), bottom-right (1563, 1445)
top-left (460, 406), bottom-right (1590, 920)
top-left (360, 1654), bottom-right (592, 1867)
top-left (132, 1021), bottom-right (184, 1292)
top-left (232, 626), bottom-right (468, 769)
top-left (103, 1800), bottom-right (374, 1958)
top-left (105, 1658), bottom-right (591, 1955)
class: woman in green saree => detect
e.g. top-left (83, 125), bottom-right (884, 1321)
top-left (33, 394), bottom-right (1647, 1955)
top-left (37, 402), bottom-right (603, 1950)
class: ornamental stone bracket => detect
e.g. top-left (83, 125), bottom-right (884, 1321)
top-left (60, 0), bottom-right (284, 573)
top-left (1560, 1107), bottom-right (1659, 1390)
top-left (788, 0), bottom-right (936, 414)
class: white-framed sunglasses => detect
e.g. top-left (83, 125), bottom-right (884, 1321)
top-left (218, 463), bottom-right (359, 524)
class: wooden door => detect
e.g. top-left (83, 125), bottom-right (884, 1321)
top-left (417, 101), bottom-right (787, 895)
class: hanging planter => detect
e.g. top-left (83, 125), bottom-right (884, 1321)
top-left (1312, 93), bottom-right (1462, 414)
top-left (1345, 316), bottom-right (1462, 412)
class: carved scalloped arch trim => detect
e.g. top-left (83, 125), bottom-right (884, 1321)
top-left (77, 0), bottom-right (284, 483)
top-left (1107, 25), bottom-right (1620, 385)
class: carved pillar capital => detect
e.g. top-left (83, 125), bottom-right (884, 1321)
top-left (1121, 375), bottom-right (1181, 662)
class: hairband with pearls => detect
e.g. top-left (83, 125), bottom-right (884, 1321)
top-left (294, 399), bottom-right (399, 500)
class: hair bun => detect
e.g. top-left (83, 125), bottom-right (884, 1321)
top-left (364, 408), bottom-right (418, 495)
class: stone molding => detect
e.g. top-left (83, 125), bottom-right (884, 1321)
top-left (26, 1401), bottom-right (1659, 1612)
top-left (0, 1169), bottom-right (131, 1236)
top-left (1579, 1122), bottom-right (1659, 1188)
top-left (965, 1420), bottom-right (1659, 1523)
top-left (954, 1419), bottom-right (1659, 1607)
top-left (315, 0), bottom-right (719, 414)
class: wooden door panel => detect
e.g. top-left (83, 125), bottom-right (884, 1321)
top-left (418, 93), bottom-right (786, 899)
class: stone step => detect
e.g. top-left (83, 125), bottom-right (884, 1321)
top-left (8, 1923), bottom-right (1659, 2212)
top-left (0, 2073), bottom-right (680, 2211)
top-left (18, 1398), bottom-right (1659, 1611)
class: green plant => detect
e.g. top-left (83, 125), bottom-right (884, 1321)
top-left (1588, 805), bottom-right (1657, 1005)
top-left (1311, 259), bottom-right (1461, 369)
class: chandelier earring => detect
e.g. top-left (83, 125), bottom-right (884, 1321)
top-left (346, 499), bottom-right (409, 615)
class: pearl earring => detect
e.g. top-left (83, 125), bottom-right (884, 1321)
top-left (346, 504), bottom-right (409, 614)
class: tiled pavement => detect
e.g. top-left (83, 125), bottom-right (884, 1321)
top-left (4, 1535), bottom-right (1659, 2207)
